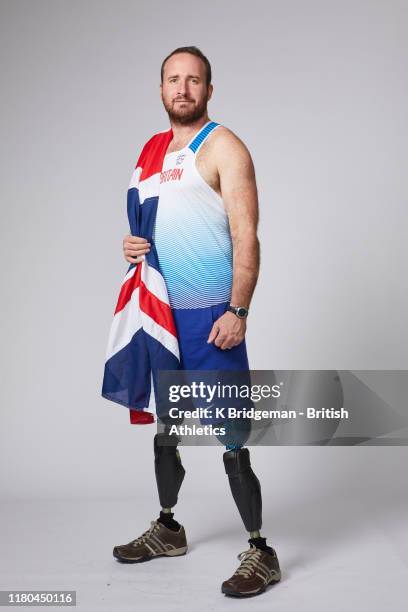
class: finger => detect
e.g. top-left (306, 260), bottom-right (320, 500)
top-left (221, 342), bottom-right (233, 350)
top-left (124, 246), bottom-right (150, 255)
top-left (124, 240), bottom-right (151, 248)
top-left (207, 323), bottom-right (220, 344)
top-left (124, 235), bottom-right (150, 244)
top-left (127, 255), bottom-right (145, 263)
top-left (214, 334), bottom-right (226, 348)
top-left (220, 338), bottom-right (234, 350)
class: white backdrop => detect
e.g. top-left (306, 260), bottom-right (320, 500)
top-left (0, 0), bottom-right (407, 578)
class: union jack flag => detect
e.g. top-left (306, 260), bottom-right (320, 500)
top-left (101, 129), bottom-right (180, 424)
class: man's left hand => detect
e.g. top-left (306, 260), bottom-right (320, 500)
top-left (207, 311), bottom-right (247, 350)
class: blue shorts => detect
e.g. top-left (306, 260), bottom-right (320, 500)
top-left (157, 301), bottom-right (251, 448)
top-left (173, 301), bottom-right (249, 371)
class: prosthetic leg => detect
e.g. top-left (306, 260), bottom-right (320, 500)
top-left (223, 447), bottom-right (262, 532)
top-left (154, 432), bottom-right (185, 508)
top-left (112, 432), bottom-right (187, 563)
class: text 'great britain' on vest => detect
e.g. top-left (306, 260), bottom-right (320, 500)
top-left (160, 168), bottom-right (184, 183)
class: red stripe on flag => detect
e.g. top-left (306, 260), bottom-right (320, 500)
top-left (139, 280), bottom-right (177, 337)
top-left (138, 131), bottom-right (173, 181)
top-left (114, 265), bottom-right (141, 314)
top-left (129, 410), bottom-right (155, 425)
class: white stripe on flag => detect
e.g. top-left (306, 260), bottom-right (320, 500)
top-left (128, 166), bottom-right (142, 189)
top-left (138, 172), bottom-right (160, 204)
top-left (141, 262), bottom-right (170, 304)
top-left (122, 265), bottom-right (137, 284)
top-left (106, 287), bottom-right (142, 360)
top-left (141, 310), bottom-right (180, 360)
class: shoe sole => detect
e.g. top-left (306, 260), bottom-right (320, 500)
top-left (221, 572), bottom-right (281, 597)
top-left (113, 545), bottom-right (188, 563)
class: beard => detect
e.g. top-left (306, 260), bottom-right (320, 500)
top-left (162, 94), bottom-right (209, 125)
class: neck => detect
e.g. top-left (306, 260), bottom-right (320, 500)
top-left (169, 115), bottom-right (210, 146)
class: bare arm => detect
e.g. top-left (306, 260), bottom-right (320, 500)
top-left (207, 130), bottom-right (260, 349)
top-left (218, 132), bottom-right (260, 308)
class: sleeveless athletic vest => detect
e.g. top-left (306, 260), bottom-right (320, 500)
top-left (153, 120), bottom-right (232, 309)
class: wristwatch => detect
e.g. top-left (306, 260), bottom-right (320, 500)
top-left (227, 304), bottom-right (249, 319)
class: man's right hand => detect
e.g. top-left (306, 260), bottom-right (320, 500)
top-left (123, 234), bottom-right (151, 264)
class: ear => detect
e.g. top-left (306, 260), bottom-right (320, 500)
top-left (207, 83), bottom-right (214, 101)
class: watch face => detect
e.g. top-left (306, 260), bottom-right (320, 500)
top-left (237, 307), bottom-right (248, 318)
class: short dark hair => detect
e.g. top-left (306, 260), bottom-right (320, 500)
top-left (161, 46), bottom-right (212, 87)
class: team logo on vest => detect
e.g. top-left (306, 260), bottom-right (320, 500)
top-left (176, 153), bottom-right (186, 166)
top-left (160, 168), bottom-right (184, 183)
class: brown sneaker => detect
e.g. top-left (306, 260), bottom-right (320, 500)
top-left (113, 520), bottom-right (187, 563)
top-left (221, 544), bottom-right (281, 597)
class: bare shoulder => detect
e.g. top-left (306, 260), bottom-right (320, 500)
top-left (203, 125), bottom-right (254, 174)
top-left (196, 124), bottom-right (255, 193)
top-left (210, 125), bottom-right (251, 156)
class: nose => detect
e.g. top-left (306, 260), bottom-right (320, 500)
top-left (177, 80), bottom-right (188, 97)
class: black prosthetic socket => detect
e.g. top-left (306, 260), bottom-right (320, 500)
top-left (223, 447), bottom-right (262, 532)
top-left (248, 536), bottom-right (274, 555)
top-left (154, 433), bottom-right (185, 509)
top-left (157, 510), bottom-right (181, 532)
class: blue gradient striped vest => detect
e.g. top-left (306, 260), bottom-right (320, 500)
top-left (153, 120), bottom-right (232, 309)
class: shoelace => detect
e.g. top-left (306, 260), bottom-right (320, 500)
top-left (234, 547), bottom-right (263, 578)
top-left (130, 521), bottom-right (160, 547)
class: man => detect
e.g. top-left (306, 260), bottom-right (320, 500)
top-left (112, 46), bottom-right (281, 597)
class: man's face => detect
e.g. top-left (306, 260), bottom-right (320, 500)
top-left (160, 53), bottom-right (213, 125)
